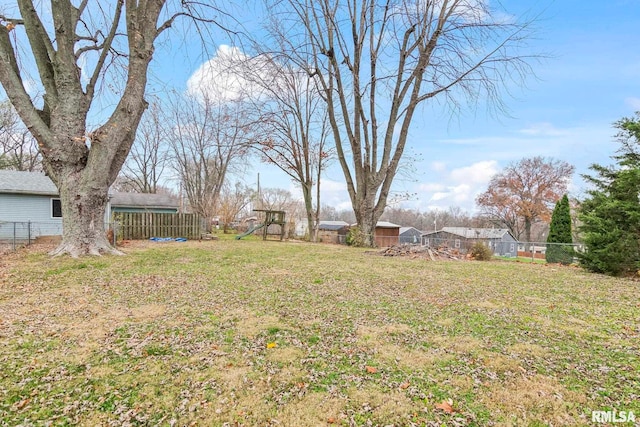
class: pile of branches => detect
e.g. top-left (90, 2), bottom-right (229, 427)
top-left (375, 244), bottom-right (468, 261)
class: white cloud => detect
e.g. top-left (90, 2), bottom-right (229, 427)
top-left (431, 192), bottom-right (449, 201)
top-left (187, 45), bottom-right (266, 103)
top-left (418, 182), bottom-right (446, 192)
top-left (517, 122), bottom-right (570, 137)
top-left (319, 178), bottom-right (351, 210)
top-left (186, 45), bottom-right (313, 106)
top-left (449, 160), bottom-right (498, 183)
top-left (430, 161), bottom-right (447, 172)
top-left (413, 160), bottom-right (499, 212)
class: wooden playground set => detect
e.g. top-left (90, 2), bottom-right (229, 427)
top-left (235, 209), bottom-right (286, 241)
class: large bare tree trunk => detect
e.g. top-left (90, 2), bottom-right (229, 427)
top-left (301, 182), bottom-right (316, 242)
top-left (51, 173), bottom-right (113, 257)
top-left (0, 0), bottom-right (208, 256)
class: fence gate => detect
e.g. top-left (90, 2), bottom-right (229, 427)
top-left (114, 212), bottom-right (203, 240)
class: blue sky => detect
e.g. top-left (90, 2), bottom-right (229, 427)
top-left (3, 1), bottom-right (639, 214)
top-left (178, 0), bottom-right (637, 214)
top-left (382, 0), bottom-right (640, 213)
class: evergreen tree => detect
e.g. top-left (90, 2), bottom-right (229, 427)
top-left (546, 194), bottom-right (573, 264)
top-left (579, 113), bottom-right (640, 276)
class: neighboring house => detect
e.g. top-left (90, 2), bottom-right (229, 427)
top-left (0, 170), bottom-right (179, 240)
top-left (399, 226), bottom-right (422, 245)
top-left (0, 170), bottom-right (63, 239)
top-left (422, 227), bottom-right (518, 257)
top-left (317, 220), bottom-right (350, 244)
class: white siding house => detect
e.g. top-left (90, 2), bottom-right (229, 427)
top-left (0, 170), bottom-right (63, 239)
top-left (1, 170), bottom-right (180, 241)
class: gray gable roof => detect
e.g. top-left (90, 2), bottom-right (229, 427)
top-left (376, 221), bottom-right (401, 228)
top-left (318, 220), bottom-right (349, 231)
top-left (423, 227), bottom-right (513, 239)
top-left (350, 221), bottom-right (401, 229)
top-left (0, 170), bottom-right (58, 196)
top-left (399, 226), bottom-right (422, 235)
top-left (110, 192), bottom-right (179, 209)
top-left (0, 171), bottom-right (179, 209)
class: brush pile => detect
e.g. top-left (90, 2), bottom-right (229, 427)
top-left (375, 244), bottom-right (468, 261)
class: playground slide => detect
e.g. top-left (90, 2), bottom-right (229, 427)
top-left (235, 223), bottom-right (265, 240)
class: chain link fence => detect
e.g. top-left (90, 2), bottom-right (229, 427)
top-left (0, 221), bottom-right (63, 253)
top-left (0, 221), bottom-right (118, 254)
top-left (1, 218), bottom-right (206, 254)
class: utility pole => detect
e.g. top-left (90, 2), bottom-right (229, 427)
top-left (257, 173), bottom-right (261, 209)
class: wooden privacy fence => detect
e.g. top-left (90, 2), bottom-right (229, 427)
top-left (114, 212), bottom-right (203, 240)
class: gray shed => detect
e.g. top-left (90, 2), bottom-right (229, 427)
top-left (317, 220), bottom-right (350, 244)
top-left (399, 226), bottom-right (422, 244)
top-left (422, 227), bottom-right (518, 257)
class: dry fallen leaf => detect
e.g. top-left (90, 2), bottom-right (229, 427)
top-left (435, 399), bottom-right (455, 414)
top-left (365, 366), bottom-right (378, 374)
top-left (15, 398), bottom-right (30, 410)
top-left (327, 416), bottom-right (337, 424)
top-left (399, 381), bottom-right (410, 390)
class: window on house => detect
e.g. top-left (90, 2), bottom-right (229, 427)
top-left (454, 239), bottom-right (460, 248)
top-left (52, 198), bottom-right (62, 218)
top-left (510, 243), bottom-right (515, 252)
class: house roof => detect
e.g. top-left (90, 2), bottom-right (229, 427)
top-left (423, 227), bottom-right (514, 239)
top-left (376, 221), bottom-right (401, 229)
top-left (351, 221), bottom-right (400, 229)
top-left (0, 171), bottom-right (179, 209)
top-left (318, 220), bottom-right (349, 231)
top-left (0, 170), bottom-right (58, 196)
top-left (399, 226), bottom-right (421, 235)
top-left (110, 192), bottom-right (179, 209)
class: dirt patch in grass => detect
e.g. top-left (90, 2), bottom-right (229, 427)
top-left (432, 334), bottom-right (484, 354)
top-left (266, 346), bottom-right (305, 365)
top-left (480, 352), bottom-right (523, 375)
top-left (348, 385), bottom-right (416, 422)
top-left (356, 323), bottom-right (412, 342)
top-left (470, 300), bottom-right (501, 310)
top-left (270, 392), bottom-right (346, 426)
top-left (507, 342), bottom-right (547, 358)
top-left (377, 343), bottom-right (452, 370)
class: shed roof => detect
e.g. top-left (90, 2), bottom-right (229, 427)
top-left (423, 227), bottom-right (514, 239)
top-left (376, 221), bottom-right (401, 229)
top-left (0, 170), bottom-right (58, 196)
top-left (110, 192), bottom-right (179, 209)
top-left (351, 221), bottom-right (400, 229)
top-left (399, 226), bottom-right (422, 235)
top-left (318, 220), bottom-right (349, 231)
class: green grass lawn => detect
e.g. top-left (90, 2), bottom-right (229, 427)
top-left (0, 239), bottom-right (638, 426)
